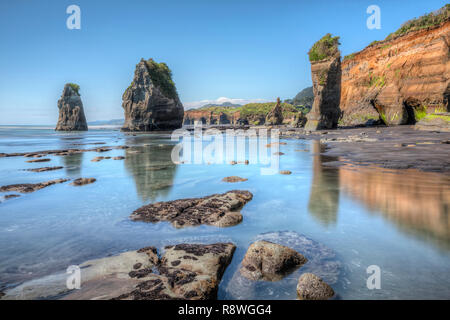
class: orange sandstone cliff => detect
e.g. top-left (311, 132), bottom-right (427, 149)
top-left (340, 21), bottom-right (450, 126)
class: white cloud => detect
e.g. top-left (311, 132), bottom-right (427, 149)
top-left (183, 97), bottom-right (270, 110)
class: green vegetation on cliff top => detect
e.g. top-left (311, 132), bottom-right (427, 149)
top-left (192, 102), bottom-right (308, 118)
top-left (144, 58), bottom-right (178, 99)
top-left (308, 33), bottom-right (340, 62)
top-left (67, 83), bottom-right (80, 95)
top-left (385, 4), bottom-right (450, 41)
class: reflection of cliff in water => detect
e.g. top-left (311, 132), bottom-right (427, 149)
top-left (308, 141), bottom-right (340, 226)
top-left (340, 166), bottom-right (450, 250)
top-left (63, 153), bottom-right (84, 177)
top-left (124, 144), bottom-right (177, 202)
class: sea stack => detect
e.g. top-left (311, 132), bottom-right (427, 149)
top-left (265, 97), bottom-right (284, 125)
top-left (55, 83), bottom-right (88, 131)
top-left (305, 34), bottom-right (342, 131)
top-left (121, 58), bottom-right (184, 131)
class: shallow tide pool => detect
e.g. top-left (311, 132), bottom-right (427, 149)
top-left (0, 127), bottom-right (449, 299)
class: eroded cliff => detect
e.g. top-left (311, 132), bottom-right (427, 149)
top-left (340, 20), bottom-right (450, 126)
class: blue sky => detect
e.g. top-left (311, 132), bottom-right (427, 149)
top-left (0, 0), bottom-right (447, 124)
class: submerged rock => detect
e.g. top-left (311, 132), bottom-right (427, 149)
top-left (0, 179), bottom-right (69, 193)
top-left (297, 273), bottom-right (334, 300)
top-left (265, 98), bottom-right (284, 125)
top-left (55, 83), bottom-right (88, 131)
top-left (121, 58), bottom-right (184, 131)
top-left (130, 190), bottom-right (253, 228)
top-left (240, 240), bottom-right (307, 281)
top-left (222, 176), bottom-right (248, 183)
top-left (70, 178), bottom-right (96, 186)
top-left (224, 231), bottom-right (340, 300)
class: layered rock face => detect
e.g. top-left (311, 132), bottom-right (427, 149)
top-left (305, 55), bottom-right (342, 130)
top-left (265, 98), bottom-right (284, 125)
top-left (122, 59), bottom-right (184, 131)
top-left (55, 84), bottom-right (88, 131)
top-left (340, 21), bottom-right (450, 126)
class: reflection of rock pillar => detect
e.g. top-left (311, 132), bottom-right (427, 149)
top-left (305, 56), bottom-right (341, 131)
top-left (308, 141), bottom-right (340, 226)
top-left (63, 153), bottom-right (84, 177)
top-left (124, 143), bottom-right (177, 202)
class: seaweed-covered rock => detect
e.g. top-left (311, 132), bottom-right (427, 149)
top-left (117, 243), bottom-right (236, 300)
top-left (121, 59), bottom-right (184, 131)
top-left (240, 240), bottom-right (307, 281)
top-left (297, 273), bottom-right (334, 300)
top-left (130, 190), bottom-right (253, 228)
top-left (56, 83), bottom-right (88, 131)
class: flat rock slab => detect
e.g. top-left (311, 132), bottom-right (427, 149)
top-left (70, 178), bottom-right (96, 186)
top-left (222, 176), bottom-right (248, 183)
top-left (240, 240), bottom-right (307, 281)
top-left (0, 179), bottom-right (69, 193)
top-left (26, 158), bottom-right (51, 163)
top-left (224, 231), bottom-right (340, 300)
top-left (1, 243), bottom-right (236, 300)
top-left (117, 243), bottom-right (236, 300)
top-left (130, 190), bottom-right (253, 228)
top-left (25, 166), bottom-right (63, 172)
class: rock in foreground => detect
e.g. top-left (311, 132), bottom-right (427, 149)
top-left (116, 243), bottom-right (236, 300)
top-left (130, 190), bottom-right (253, 228)
top-left (55, 83), bottom-right (88, 131)
top-left (121, 58), bottom-right (184, 131)
top-left (297, 273), bottom-right (334, 300)
top-left (2, 243), bottom-right (235, 300)
top-left (0, 179), bottom-right (69, 193)
top-left (224, 231), bottom-right (341, 300)
top-left (240, 240), bottom-right (307, 281)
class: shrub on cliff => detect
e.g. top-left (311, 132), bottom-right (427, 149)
top-left (67, 83), bottom-right (80, 95)
top-left (145, 58), bottom-right (178, 99)
top-left (386, 4), bottom-right (450, 40)
top-left (308, 33), bottom-right (340, 62)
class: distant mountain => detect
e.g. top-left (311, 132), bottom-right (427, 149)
top-left (88, 119), bottom-right (124, 126)
top-left (292, 86), bottom-right (313, 107)
top-left (200, 102), bottom-right (242, 108)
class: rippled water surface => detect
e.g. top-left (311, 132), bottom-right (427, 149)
top-left (0, 126), bottom-right (449, 299)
